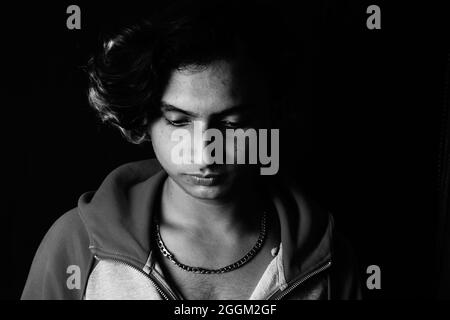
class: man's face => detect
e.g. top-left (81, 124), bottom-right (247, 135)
top-left (149, 59), bottom-right (270, 200)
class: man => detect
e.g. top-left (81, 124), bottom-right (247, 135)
top-left (22, 0), bottom-right (361, 300)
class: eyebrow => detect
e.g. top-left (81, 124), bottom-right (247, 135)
top-left (160, 102), bottom-right (251, 117)
top-left (161, 103), bottom-right (196, 116)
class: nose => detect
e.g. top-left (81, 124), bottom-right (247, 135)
top-left (191, 120), bottom-right (221, 166)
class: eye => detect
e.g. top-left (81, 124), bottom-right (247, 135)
top-left (165, 118), bottom-right (191, 127)
top-left (221, 116), bottom-right (249, 129)
top-left (221, 121), bottom-right (241, 128)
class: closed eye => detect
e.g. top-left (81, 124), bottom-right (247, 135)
top-left (221, 121), bottom-right (242, 128)
top-left (220, 116), bottom-right (250, 128)
top-left (164, 118), bottom-right (191, 127)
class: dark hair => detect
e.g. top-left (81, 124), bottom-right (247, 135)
top-left (87, 0), bottom-right (290, 144)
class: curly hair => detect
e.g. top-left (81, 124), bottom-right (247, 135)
top-left (87, 0), bottom-right (289, 144)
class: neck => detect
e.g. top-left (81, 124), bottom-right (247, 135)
top-left (160, 177), bottom-right (261, 235)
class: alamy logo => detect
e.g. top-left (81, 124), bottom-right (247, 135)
top-left (66, 5), bottom-right (81, 30)
top-left (170, 121), bottom-right (279, 175)
top-left (366, 5), bottom-right (381, 30)
top-left (66, 265), bottom-right (81, 290)
top-left (366, 265), bottom-right (381, 290)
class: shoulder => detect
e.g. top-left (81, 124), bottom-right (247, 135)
top-left (43, 208), bottom-right (90, 246)
top-left (21, 158), bottom-right (163, 300)
top-left (21, 208), bottom-right (94, 300)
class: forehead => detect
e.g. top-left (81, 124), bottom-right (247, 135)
top-left (161, 60), bottom-right (259, 115)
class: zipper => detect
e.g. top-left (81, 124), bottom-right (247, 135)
top-left (94, 255), bottom-right (177, 300)
top-left (93, 254), bottom-right (330, 300)
top-left (267, 260), bottom-right (332, 300)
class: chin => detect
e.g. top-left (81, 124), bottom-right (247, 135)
top-left (183, 184), bottom-right (232, 200)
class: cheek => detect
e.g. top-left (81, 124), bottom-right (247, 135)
top-left (149, 120), bottom-right (177, 166)
top-left (224, 137), bottom-right (242, 163)
top-left (223, 130), bottom-right (253, 164)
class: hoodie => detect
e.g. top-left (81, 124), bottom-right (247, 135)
top-left (21, 159), bottom-right (362, 300)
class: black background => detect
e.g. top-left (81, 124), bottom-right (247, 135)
top-left (2, 0), bottom-right (449, 300)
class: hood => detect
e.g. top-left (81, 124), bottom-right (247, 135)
top-left (77, 159), bottom-right (333, 283)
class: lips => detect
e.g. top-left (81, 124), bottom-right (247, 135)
top-left (185, 173), bottom-right (224, 186)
